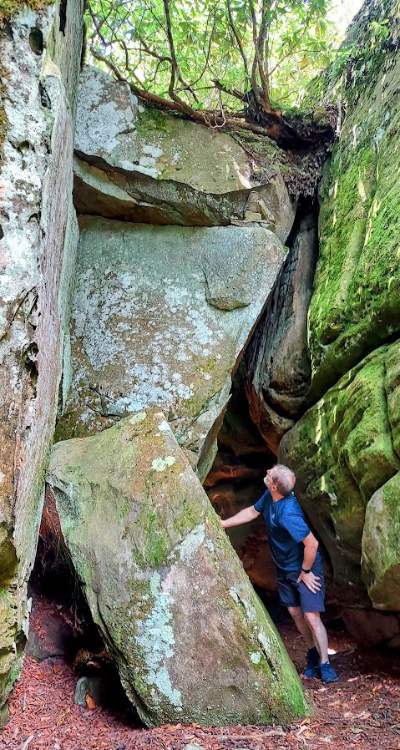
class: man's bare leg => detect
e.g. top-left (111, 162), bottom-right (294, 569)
top-left (287, 606), bottom-right (315, 649)
top-left (303, 611), bottom-right (329, 662)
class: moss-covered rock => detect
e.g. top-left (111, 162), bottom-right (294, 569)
top-left (362, 471), bottom-right (400, 610)
top-left (280, 340), bottom-right (400, 605)
top-left (48, 410), bottom-right (308, 726)
top-left (307, 0), bottom-right (400, 398)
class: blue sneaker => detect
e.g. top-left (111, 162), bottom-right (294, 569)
top-left (320, 661), bottom-right (338, 683)
top-left (303, 647), bottom-right (320, 678)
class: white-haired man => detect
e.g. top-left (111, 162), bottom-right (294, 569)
top-left (221, 463), bottom-right (338, 683)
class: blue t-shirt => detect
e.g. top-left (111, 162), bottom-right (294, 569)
top-left (254, 490), bottom-right (322, 575)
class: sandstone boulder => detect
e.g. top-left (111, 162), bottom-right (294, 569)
top-left (57, 218), bottom-right (287, 479)
top-left (47, 410), bottom-right (307, 726)
top-left (74, 66), bottom-right (296, 239)
top-left (0, 0), bottom-right (83, 710)
top-left (362, 472), bottom-right (400, 610)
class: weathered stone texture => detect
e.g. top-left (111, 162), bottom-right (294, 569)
top-left (74, 66), bottom-right (296, 238)
top-left (277, 0), bottom-right (400, 642)
top-left (308, 1), bottom-right (400, 398)
top-left (47, 410), bottom-right (307, 726)
top-left (0, 0), bottom-right (83, 708)
top-left (245, 212), bottom-right (318, 454)
top-left (57, 218), bottom-right (287, 480)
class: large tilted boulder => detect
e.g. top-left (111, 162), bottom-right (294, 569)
top-left (47, 410), bottom-right (307, 726)
top-left (280, 340), bottom-right (400, 641)
top-left (0, 0), bottom-right (83, 714)
top-left (57, 217), bottom-right (287, 479)
top-left (73, 66), bottom-right (296, 238)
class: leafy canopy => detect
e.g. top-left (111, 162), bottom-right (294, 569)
top-left (86, 0), bottom-right (342, 117)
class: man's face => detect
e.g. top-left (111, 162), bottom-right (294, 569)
top-left (264, 469), bottom-right (275, 491)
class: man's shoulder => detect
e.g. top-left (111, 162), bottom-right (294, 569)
top-left (254, 489), bottom-right (272, 511)
top-left (279, 493), bottom-right (303, 514)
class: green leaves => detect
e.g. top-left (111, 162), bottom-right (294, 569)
top-left (86, 0), bottom-right (342, 112)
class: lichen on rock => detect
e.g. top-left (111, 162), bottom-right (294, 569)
top-left (47, 409), bottom-right (308, 726)
top-left (73, 66), bottom-right (296, 237)
top-left (57, 218), bottom-right (287, 480)
top-left (0, 0), bottom-right (84, 713)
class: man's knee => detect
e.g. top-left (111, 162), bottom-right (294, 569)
top-left (287, 606), bottom-right (303, 622)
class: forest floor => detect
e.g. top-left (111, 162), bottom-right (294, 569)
top-left (2, 594), bottom-right (400, 750)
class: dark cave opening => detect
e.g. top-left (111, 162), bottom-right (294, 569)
top-left (29, 489), bottom-right (142, 727)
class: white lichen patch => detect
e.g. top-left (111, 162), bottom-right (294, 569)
top-left (257, 629), bottom-right (271, 657)
top-left (179, 524), bottom-right (205, 562)
top-left (130, 412), bottom-right (147, 425)
top-left (250, 651), bottom-right (262, 664)
top-left (137, 573), bottom-right (182, 708)
top-left (67, 221), bottom-right (286, 467)
top-left (151, 456), bottom-right (176, 472)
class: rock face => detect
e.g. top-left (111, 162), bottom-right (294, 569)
top-left (74, 66), bottom-right (296, 238)
top-left (279, 0), bottom-right (400, 645)
top-left (57, 217), bottom-right (287, 479)
top-left (245, 211), bottom-right (318, 454)
top-left (0, 1), bottom-right (83, 711)
top-left (47, 411), bottom-right (307, 726)
top-left (278, 0), bottom-right (400, 642)
top-left (307, 0), bottom-right (400, 400)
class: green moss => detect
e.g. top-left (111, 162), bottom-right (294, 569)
top-left (308, 49), bottom-right (400, 398)
top-left (281, 340), bottom-right (400, 601)
top-left (136, 107), bottom-right (171, 137)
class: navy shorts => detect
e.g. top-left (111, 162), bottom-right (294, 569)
top-left (277, 567), bottom-right (325, 613)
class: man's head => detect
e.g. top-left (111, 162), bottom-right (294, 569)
top-left (264, 464), bottom-right (296, 498)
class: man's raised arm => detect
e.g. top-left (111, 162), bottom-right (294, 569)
top-left (221, 506), bottom-right (260, 529)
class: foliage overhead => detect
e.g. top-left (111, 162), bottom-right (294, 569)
top-left (86, 0), bottom-right (342, 126)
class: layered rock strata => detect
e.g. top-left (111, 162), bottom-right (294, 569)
top-left (0, 0), bottom-right (84, 712)
top-left (74, 66), bottom-right (296, 237)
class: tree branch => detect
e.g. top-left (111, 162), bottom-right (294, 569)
top-left (226, 0), bottom-right (250, 80)
top-left (212, 79), bottom-right (244, 101)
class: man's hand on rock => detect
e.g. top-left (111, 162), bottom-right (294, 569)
top-left (297, 570), bottom-right (321, 593)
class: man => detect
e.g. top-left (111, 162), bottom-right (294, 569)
top-left (221, 463), bottom-right (338, 683)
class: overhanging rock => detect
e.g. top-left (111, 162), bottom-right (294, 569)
top-left (74, 66), bottom-right (296, 238)
top-left (47, 410), bottom-right (308, 727)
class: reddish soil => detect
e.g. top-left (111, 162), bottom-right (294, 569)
top-left (2, 596), bottom-right (400, 750)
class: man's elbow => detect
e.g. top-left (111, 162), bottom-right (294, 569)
top-left (304, 532), bottom-right (319, 550)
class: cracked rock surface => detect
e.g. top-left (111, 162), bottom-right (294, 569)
top-left (74, 66), bottom-right (296, 238)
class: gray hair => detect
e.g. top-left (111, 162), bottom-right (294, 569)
top-left (270, 464), bottom-right (296, 495)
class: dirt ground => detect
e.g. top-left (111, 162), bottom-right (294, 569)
top-left (2, 595), bottom-right (400, 750)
